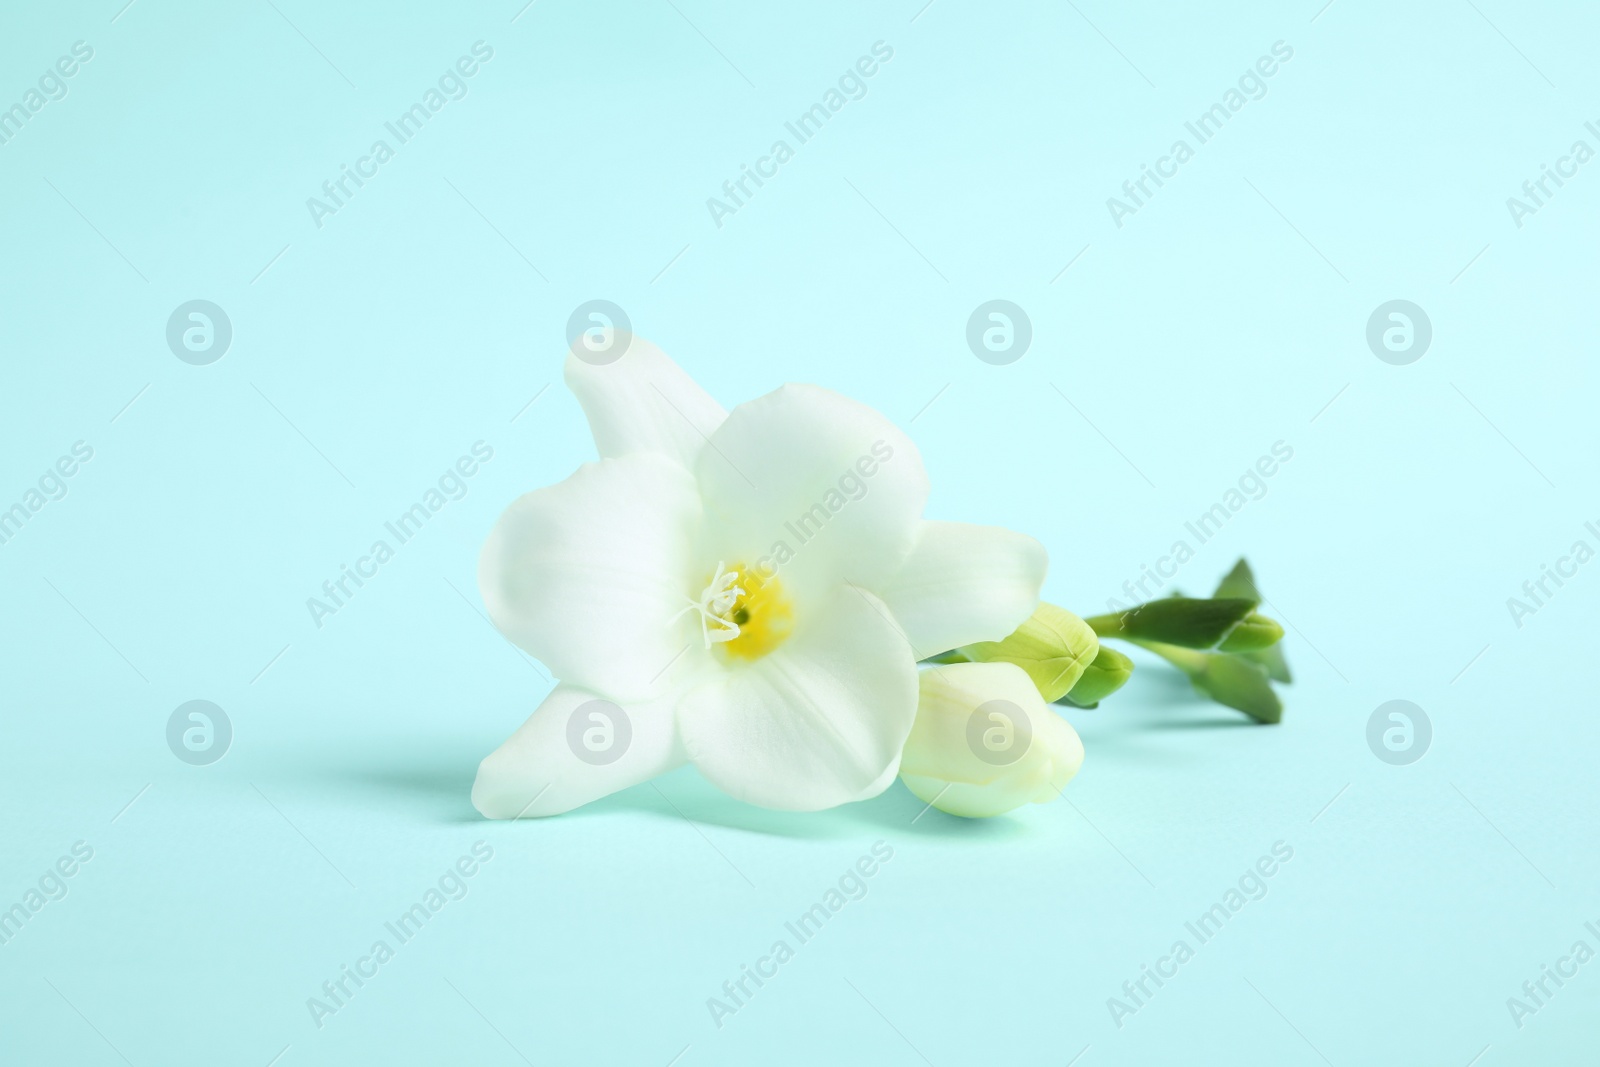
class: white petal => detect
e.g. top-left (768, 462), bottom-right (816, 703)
top-left (565, 332), bottom-right (726, 468)
top-left (473, 685), bottom-right (685, 818)
top-left (693, 384), bottom-right (929, 606)
top-left (478, 453), bottom-right (704, 702)
top-left (676, 587), bottom-right (918, 811)
top-left (880, 520), bottom-right (1048, 656)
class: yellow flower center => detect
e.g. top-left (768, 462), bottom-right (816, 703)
top-left (675, 561), bottom-right (794, 661)
top-left (719, 564), bottom-right (794, 661)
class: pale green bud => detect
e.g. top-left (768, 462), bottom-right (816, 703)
top-left (1217, 612), bottom-right (1284, 653)
top-left (960, 603), bottom-right (1098, 703)
top-left (1061, 645), bottom-right (1134, 707)
top-left (900, 662), bottom-right (1085, 818)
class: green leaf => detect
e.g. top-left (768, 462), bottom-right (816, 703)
top-left (1086, 598), bottom-right (1258, 650)
top-left (1236, 644), bottom-right (1292, 684)
top-left (1056, 645), bottom-right (1134, 708)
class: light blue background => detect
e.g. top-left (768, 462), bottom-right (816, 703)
top-left (2, 1), bottom-right (1596, 1064)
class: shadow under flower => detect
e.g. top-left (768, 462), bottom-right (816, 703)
top-left (573, 771), bottom-right (1034, 841)
top-left (298, 735), bottom-right (1038, 840)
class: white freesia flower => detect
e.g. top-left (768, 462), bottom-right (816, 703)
top-left (472, 332), bottom-right (1048, 817)
top-left (900, 661), bottom-right (1085, 818)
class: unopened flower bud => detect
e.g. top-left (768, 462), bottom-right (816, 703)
top-left (1062, 645), bottom-right (1134, 707)
top-left (1217, 612), bottom-right (1284, 652)
top-left (960, 603), bottom-right (1098, 703)
top-left (899, 662), bottom-right (1084, 818)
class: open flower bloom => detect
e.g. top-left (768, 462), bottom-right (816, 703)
top-left (900, 661), bottom-right (1085, 818)
top-left (472, 333), bottom-right (1048, 817)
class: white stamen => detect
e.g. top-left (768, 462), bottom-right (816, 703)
top-left (670, 562), bottom-right (746, 649)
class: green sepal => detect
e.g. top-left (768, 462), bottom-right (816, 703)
top-left (1188, 654), bottom-right (1283, 724)
top-left (1212, 558), bottom-right (1262, 603)
top-left (1236, 644), bottom-right (1293, 684)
